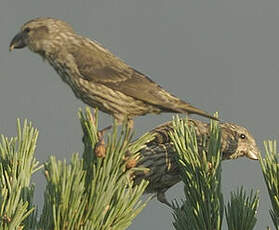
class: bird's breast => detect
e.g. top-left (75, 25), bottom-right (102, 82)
top-left (47, 56), bottom-right (83, 98)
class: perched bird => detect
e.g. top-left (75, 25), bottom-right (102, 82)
top-left (132, 119), bottom-right (259, 206)
top-left (9, 18), bottom-right (217, 125)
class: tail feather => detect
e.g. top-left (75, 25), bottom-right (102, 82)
top-left (172, 102), bottom-right (219, 121)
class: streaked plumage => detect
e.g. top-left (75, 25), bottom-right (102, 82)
top-left (132, 119), bottom-right (259, 206)
top-left (9, 18), bottom-right (217, 124)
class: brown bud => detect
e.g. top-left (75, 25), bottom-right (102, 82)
top-left (44, 170), bottom-right (49, 179)
top-left (126, 157), bottom-right (138, 169)
top-left (94, 126), bottom-right (112, 158)
top-left (95, 139), bottom-right (106, 158)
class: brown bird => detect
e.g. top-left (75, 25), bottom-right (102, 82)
top-left (132, 119), bottom-right (259, 206)
top-left (9, 17), bottom-right (217, 125)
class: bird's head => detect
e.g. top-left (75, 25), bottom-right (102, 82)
top-left (222, 123), bottom-right (260, 160)
top-left (9, 17), bottom-right (74, 55)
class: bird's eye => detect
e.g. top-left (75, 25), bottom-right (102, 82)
top-left (240, 134), bottom-right (246, 139)
top-left (24, 27), bottom-right (31, 33)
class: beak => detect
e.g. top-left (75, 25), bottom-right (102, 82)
top-left (9, 31), bottom-right (27, 51)
top-left (246, 147), bottom-right (260, 160)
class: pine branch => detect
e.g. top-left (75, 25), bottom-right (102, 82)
top-left (259, 140), bottom-right (279, 230)
top-left (0, 110), bottom-right (266, 229)
top-left (169, 115), bottom-right (260, 230)
top-left (0, 119), bottom-right (41, 229)
top-left (225, 187), bottom-right (259, 230)
top-left (170, 115), bottom-right (223, 230)
top-left (39, 108), bottom-right (151, 230)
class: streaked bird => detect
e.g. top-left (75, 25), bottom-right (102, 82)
top-left (10, 18), bottom-right (217, 125)
top-left (132, 119), bottom-right (259, 206)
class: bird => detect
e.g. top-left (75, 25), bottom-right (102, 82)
top-left (132, 119), bottom-right (259, 206)
top-left (9, 17), bottom-right (217, 126)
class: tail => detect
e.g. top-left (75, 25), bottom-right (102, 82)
top-left (175, 103), bottom-right (219, 121)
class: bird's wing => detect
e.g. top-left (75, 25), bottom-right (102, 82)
top-left (71, 42), bottom-right (183, 111)
top-left (85, 66), bottom-right (169, 103)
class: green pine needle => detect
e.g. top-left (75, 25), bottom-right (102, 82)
top-left (225, 187), bottom-right (259, 230)
top-left (170, 114), bottom-right (223, 230)
top-left (39, 108), bottom-right (151, 230)
top-left (0, 119), bottom-right (40, 229)
top-left (259, 140), bottom-right (279, 230)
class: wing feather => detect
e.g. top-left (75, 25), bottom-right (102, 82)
top-left (70, 41), bottom-right (182, 111)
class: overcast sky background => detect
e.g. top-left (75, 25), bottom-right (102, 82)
top-left (1, 0), bottom-right (278, 229)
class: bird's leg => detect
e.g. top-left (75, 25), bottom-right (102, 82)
top-left (127, 119), bottom-right (134, 129)
top-left (114, 115), bottom-right (132, 127)
top-left (98, 125), bottom-right (112, 136)
top-left (115, 116), bottom-right (134, 128)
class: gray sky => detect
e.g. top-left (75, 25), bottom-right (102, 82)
top-left (1, 0), bottom-right (277, 229)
